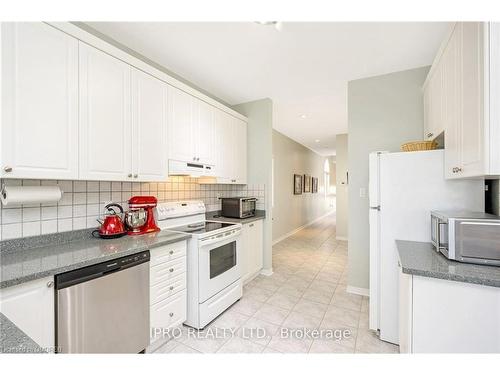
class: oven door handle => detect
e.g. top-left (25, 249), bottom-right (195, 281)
top-left (200, 229), bottom-right (241, 247)
top-left (242, 198), bottom-right (258, 202)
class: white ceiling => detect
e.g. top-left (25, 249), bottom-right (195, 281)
top-left (86, 22), bottom-right (449, 155)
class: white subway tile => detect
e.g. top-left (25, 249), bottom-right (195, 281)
top-left (85, 181), bottom-right (98, 192)
top-left (57, 205), bottom-right (72, 219)
top-left (99, 181), bottom-right (111, 192)
top-left (86, 204), bottom-right (100, 216)
top-left (59, 192), bottom-right (73, 206)
top-left (2, 223), bottom-right (22, 239)
top-left (23, 221), bottom-right (41, 237)
top-left (86, 192), bottom-right (98, 204)
top-left (99, 191), bottom-right (111, 203)
top-left (22, 207), bottom-right (40, 222)
top-left (2, 208), bottom-right (22, 224)
top-left (122, 182), bottom-right (132, 191)
top-left (58, 218), bottom-right (73, 232)
top-left (41, 220), bottom-right (57, 235)
top-left (86, 216), bottom-right (99, 229)
top-left (73, 205), bottom-right (87, 218)
top-left (72, 217), bottom-right (87, 230)
top-left (74, 181), bottom-right (87, 192)
top-left (57, 180), bottom-right (73, 192)
top-left (22, 179), bottom-right (40, 186)
top-left (41, 206), bottom-right (57, 220)
top-left (74, 192), bottom-right (87, 205)
top-left (111, 182), bottom-right (122, 191)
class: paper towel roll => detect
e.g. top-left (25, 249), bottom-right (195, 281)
top-left (1, 185), bottom-right (63, 206)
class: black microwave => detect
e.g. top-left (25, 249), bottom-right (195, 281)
top-left (220, 197), bottom-right (257, 219)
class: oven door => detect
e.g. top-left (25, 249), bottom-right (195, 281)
top-left (198, 230), bottom-right (241, 303)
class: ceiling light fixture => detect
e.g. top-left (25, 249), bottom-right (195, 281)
top-left (300, 114), bottom-right (307, 119)
top-left (255, 21), bottom-right (282, 31)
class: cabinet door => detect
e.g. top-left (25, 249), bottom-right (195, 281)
top-left (167, 86), bottom-right (195, 163)
top-left (234, 118), bottom-right (248, 184)
top-left (444, 24), bottom-right (462, 179)
top-left (460, 22), bottom-right (485, 177)
top-left (241, 224), bottom-right (252, 282)
top-left (250, 220), bottom-right (263, 273)
top-left (131, 69), bottom-right (168, 181)
top-left (214, 110), bottom-right (234, 182)
top-left (193, 99), bottom-right (216, 165)
top-left (0, 276), bottom-right (55, 350)
top-left (1, 22), bottom-right (78, 179)
top-left (79, 42), bottom-right (132, 181)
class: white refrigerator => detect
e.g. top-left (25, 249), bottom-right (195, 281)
top-left (368, 150), bottom-right (484, 345)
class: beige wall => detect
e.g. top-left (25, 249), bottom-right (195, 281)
top-left (272, 130), bottom-right (333, 242)
top-left (335, 134), bottom-right (348, 240)
top-left (233, 99), bottom-right (274, 273)
top-left (347, 66), bottom-right (429, 290)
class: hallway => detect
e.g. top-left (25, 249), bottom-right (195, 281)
top-left (154, 214), bottom-right (399, 353)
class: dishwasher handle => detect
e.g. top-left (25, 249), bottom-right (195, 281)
top-left (56, 250), bottom-right (150, 290)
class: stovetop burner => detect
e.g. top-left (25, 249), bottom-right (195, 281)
top-left (169, 221), bottom-right (236, 235)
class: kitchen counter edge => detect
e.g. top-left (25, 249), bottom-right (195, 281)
top-left (205, 210), bottom-right (266, 224)
top-left (0, 231), bottom-right (191, 289)
top-left (396, 240), bottom-right (500, 288)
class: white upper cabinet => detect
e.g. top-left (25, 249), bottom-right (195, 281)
top-left (213, 110), bottom-right (247, 184)
top-left (426, 22), bottom-right (500, 179)
top-left (423, 62), bottom-right (444, 140)
top-left (167, 85), bottom-right (195, 163)
top-left (234, 118), bottom-right (248, 184)
top-left (131, 69), bottom-right (168, 181)
top-left (1, 22), bottom-right (79, 179)
top-left (193, 99), bottom-right (216, 166)
top-left (79, 42), bottom-right (132, 181)
top-left (167, 85), bottom-right (216, 166)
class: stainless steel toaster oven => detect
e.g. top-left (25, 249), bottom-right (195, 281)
top-left (431, 211), bottom-right (500, 266)
top-left (220, 197), bottom-right (257, 219)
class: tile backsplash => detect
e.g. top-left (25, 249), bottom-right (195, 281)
top-left (0, 178), bottom-right (265, 241)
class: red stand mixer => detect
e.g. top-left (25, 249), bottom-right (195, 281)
top-left (125, 196), bottom-right (160, 235)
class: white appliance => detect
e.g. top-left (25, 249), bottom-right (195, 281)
top-left (369, 150), bottom-right (484, 345)
top-left (156, 201), bottom-right (242, 329)
top-left (168, 160), bottom-right (215, 177)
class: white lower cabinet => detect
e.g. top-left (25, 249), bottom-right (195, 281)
top-left (0, 276), bottom-right (55, 350)
top-left (241, 220), bottom-right (264, 283)
top-left (399, 269), bottom-right (500, 353)
top-left (149, 241), bottom-right (187, 345)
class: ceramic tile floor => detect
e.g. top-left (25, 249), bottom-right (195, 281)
top-left (153, 214), bottom-right (399, 354)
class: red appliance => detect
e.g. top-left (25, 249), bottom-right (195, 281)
top-left (126, 196), bottom-right (160, 235)
top-left (92, 203), bottom-right (127, 239)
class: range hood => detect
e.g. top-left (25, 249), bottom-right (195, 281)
top-left (168, 160), bottom-right (215, 178)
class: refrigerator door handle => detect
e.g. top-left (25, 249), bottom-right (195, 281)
top-left (370, 205), bottom-right (381, 211)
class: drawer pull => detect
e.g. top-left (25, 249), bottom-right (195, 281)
top-left (169, 312), bottom-right (174, 317)
top-left (169, 268), bottom-right (174, 273)
top-left (169, 250), bottom-right (174, 255)
top-left (169, 286), bottom-right (174, 291)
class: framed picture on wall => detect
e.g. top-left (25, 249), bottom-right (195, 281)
top-left (294, 174), bottom-right (303, 195)
top-left (304, 175), bottom-right (311, 192)
top-left (312, 177), bottom-right (318, 193)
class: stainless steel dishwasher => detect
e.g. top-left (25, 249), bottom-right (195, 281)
top-left (55, 250), bottom-right (150, 353)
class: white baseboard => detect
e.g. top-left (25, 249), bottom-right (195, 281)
top-left (336, 236), bottom-right (348, 241)
top-left (272, 210), bottom-right (335, 245)
top-left (260, 268), bottom-right (273, 276)
top-left (346, 285), bottom-right (369, 297)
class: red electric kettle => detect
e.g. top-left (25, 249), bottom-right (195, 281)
top-left (92, 203), bottom-right (127, 239)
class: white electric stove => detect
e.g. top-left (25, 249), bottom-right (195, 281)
top-left (155, 201), bottom-right (242, 329)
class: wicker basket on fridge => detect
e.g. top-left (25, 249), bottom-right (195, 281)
top-left (400, 140), bottom-right (438, 152)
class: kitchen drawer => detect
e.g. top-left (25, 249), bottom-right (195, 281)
top-left (150, 289), bottom-right (187, 333)
top-left (150, 257), bottom-right (186, 286)
top-left (150, 240), bottom-right (187, 266)
top-left (150, 273), bottom-right (186, 305)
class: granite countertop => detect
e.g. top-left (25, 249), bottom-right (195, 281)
top-left (396, 240), bottom-right (500, 288)
top-left (205, 210), bottom-right (266, 224)
top-left (0, 313), bottom-right (44, 354)
top-left (0, 230), bottom-right (191, 289)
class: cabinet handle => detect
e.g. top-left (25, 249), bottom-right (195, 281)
top-left (193, 157), bottom-right (196, 161)
top-left (197, 157), bottom-right (200, 161)
top-left (134, 174), bottom-right (138, 178)
top-left (427, 132), bottom-right (434, 138)
top-left (457, 167), bottom-right (462, 173)
top-left (169, 286), bottom-right (174, 291)
top-left (169, 250), bottom-right (174, 255)
top-left (128, 173), bottom-right (133, 178)
top-left (169, 268), bottom-right (174, 272)
top-left (47, 281), bottom-right (54, 288)
top-left (249, 223), bottom-right (254, 227)
top-left (169, 312), bottom-right (174, 317)
top-left (3, 166), bottom-right (12, 173)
